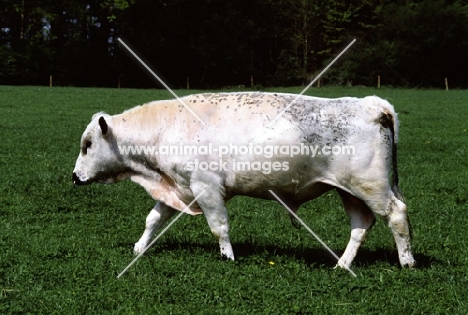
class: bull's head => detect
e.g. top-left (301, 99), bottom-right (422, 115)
top-left (72, 113), bottom-right (127, 186)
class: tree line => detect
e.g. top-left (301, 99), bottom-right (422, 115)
top-left (1, 0), bottom-right (467, 88)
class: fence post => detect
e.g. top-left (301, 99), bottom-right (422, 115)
top-left (445, 77), bottom-right (448, 91)
top-left (49, 75), bottom-right (52, 87)
top-left (187, 76), bottom-right (190, 90)
top-left (377, 75), bottom-right (380, 89)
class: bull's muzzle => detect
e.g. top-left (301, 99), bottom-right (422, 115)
top-left (72, 172), bottom-right (86, 186)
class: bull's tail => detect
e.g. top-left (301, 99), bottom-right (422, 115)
top-left (379, 109), bottom-right (404, 202)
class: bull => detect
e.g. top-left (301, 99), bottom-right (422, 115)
top-left (72, 92), bottom-right (416, 269)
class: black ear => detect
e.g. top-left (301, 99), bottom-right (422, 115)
top-left (99, 116), bottom-right (109, 135)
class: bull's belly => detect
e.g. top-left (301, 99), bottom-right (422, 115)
top-left (224, 171), bottom-right (335, 205)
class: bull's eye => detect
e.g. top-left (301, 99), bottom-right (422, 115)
top-left (83, 140), bottom-right (92, 154)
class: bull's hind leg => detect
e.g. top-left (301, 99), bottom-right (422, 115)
top-left (381, 194), bottom-right (415, 267)
top-left (358, 189), bottom-right (416, 268)
top-left (336, 189), bottom-right (376, 269)
top-left (133, 201), bottom-right (177, 255)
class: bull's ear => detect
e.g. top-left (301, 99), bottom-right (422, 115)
top-left (99, 116), bottom-right (109, 135)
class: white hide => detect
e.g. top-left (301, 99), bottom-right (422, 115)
top-left (73, 92), bottom-right (415, 268)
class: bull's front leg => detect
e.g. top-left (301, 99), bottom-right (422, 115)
top-left (133, 201), bottom-right (177, 255)
top-left (205, 204), bottom-right (234, 260)
top-left (191, 179), bottom-right (234, 260)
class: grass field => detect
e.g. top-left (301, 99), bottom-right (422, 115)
top-left (1, 85), bottom-right (468, 314)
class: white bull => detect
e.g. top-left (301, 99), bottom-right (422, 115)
top-left (72, 92), bottom-right (416, 269)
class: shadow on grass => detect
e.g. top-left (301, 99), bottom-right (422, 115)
top-left (234, 243), bottom-right (435, 269)
top-left (132, 241), bottom-right (435, 269)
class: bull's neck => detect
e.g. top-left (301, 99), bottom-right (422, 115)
top-left (113, 108), bottom-right (163, 146)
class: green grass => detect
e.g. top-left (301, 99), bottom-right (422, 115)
top-left (1, 85), bottom-right (468, 314)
